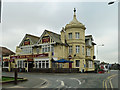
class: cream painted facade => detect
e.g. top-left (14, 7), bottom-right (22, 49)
top-left (3, 8), bottom-right (96, 72)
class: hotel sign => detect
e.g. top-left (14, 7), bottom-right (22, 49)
top-left (10, 53), bottom-right (48, 59)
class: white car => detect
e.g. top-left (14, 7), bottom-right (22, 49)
top-left (103, 65), bottom-right (109, 72)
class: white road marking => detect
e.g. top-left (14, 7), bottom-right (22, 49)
top-left (9, 86), bottom-right (26, 88)
top-left (61, 81), bottom-right (65, 86)
top-left (34, 78), bottom-right (49, 88)
top-left (70, 78), bottom-right (81, 85)
top-left (109, 78), bottom-right (113, 89)
top-left (56, 80), bottom-right (65, 88)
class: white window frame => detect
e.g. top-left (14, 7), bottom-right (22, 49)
top-left (20, 46), bottom-right (32, 54)
top-left (86, 48), bottom-right (91, 56)
top-left (42, 45), bottom-right (54, 53)
top-left (34, 59), bottom-right (49, 69)
top-left (3, 61), bottom-right (9, 68)
top-left (89, 61), bottom-right (93, 68)
top-left (76, 45), bottom-right (80, 53)
top-left (69, 46), bottom-right (72, 54)
top-left (82, 46), bottom-right (84, 55)
top-left (68, 33), bottom-right (72, 39)
top-left (75, 32), bottom-right (80, 39)
top-left (17, 60), bottom-right (25, 68)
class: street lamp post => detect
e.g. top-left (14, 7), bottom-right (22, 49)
top-left (108, 0), bottom-right (119, 5)
top-left (96, 44), bottom-right (104, 60)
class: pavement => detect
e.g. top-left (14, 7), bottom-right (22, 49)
top-left (2, 70), bottom-right (119, 89)
top-left (2, 72), bottom-right (46, 88)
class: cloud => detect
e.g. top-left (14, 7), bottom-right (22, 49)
top-left (2, 2), bottom-right (118, 63)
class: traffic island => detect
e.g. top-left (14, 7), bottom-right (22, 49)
top-left (1, 76), bottom-right (28, 84)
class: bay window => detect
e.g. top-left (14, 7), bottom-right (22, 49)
top-left (86, 48), bottom-right (91, 56)
top-left (75, 32), bottom-right (80, 39)
top-left (69, 46), bottom-right (72, 54)
top-left (42, 45), bottom-right (54, 53)
top-left (76, 45), bottom-right (80, 53)
top-left (68, 33), bottom-right (72, 39)
top-left (82, 46), bottom-right (84, 54)
top-left (89, 61), bottom-right (93, 68)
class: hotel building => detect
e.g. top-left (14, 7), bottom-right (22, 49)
top-left (3, 8), bottom-right (96, 72)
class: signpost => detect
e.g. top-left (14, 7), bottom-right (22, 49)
top-left (14, 64), bottom-right (17, 85)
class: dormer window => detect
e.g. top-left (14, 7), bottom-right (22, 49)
top-left (68, 33), bottom-right (72, 39)
top-left (75, 32), bottom-right (80, 39)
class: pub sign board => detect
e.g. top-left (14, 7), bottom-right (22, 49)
top-left (42, 36), bottom-right (50, 43)
top-left (10, 53), bottom-right (48, 59)
top-left (24, 39), bottom-right (30, 45)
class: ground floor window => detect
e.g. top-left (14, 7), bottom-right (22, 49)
top-left (3, 61), bottom-right (9, 67)
top-left (52, 63), bottom-right (57, 68)
top-left (46, 61), bottom-right (49, 68)
top-left (89, 61), bottom-right (93, 68)
top-left (17, 60), bottom-right (25, 68)
top-left (76, 60), bottom-right (80, 67)
top-left (35, 60), bottom-right (49, 68)
top-left (86, 61), bottom-right (88, 68)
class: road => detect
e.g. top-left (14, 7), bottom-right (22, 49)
top-left (2, 70), bottom-right (119, 89)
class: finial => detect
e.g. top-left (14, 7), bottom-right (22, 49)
top-left (74, 8), bottom-right (76, 13)
top-left (73, 8), bottom-right (76, 18)
top-left (61, 27), bottom-right (65, 32)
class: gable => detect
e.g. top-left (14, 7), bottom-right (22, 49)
top-left (19, 37), bottom-right (33, 47)
top-left (37, 30), bottom-right (62, 44)
top-left (37, 30), bottom-right (53, 44)
top-left (19, 34), bottom-right (39, 47)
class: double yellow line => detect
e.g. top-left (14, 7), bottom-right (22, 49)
top-left (103, 74), bottom-right (117, 90)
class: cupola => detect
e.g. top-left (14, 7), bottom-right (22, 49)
top-left (65, 8), bottom-right (86, 30)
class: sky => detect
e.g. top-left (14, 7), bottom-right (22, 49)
top-left (1, 0), bottom-right (118, 64)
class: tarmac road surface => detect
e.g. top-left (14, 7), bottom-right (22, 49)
top-left (2, 70), bottom-right (119, 89)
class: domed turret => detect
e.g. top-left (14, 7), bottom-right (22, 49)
top-left (65, 8), bottom-right (86, 30)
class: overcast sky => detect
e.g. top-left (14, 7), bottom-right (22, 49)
top-left (2, 1), bottom-right (118, 64)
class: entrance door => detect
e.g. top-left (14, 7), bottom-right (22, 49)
top-left (28, 61), bottom-right (34, 68)
top-left (69, 63), bottom-right (72, 68)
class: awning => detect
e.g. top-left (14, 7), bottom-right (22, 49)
top-left (52, 59), bottom-right (73, 63)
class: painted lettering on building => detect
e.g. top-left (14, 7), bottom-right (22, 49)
top-left (10, 53), bottom-right (48, 59)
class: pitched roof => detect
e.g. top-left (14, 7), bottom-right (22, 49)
top-left (85, 35), bottom-right (94, 41)
top-left (45, 30), bottom-right (62, 44)
top-left (0, 46), bottom-right (15, 56)
top-left (85, 35), bottom-right (96, 46)
top-left (26, 34), bottom-right (40, 44)
top-left (19, 34), bottom-right (39, 47)
top-left (37, 30), bottom-right (62, 44)
top-left (92, 42), bottom-right (96, 45)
